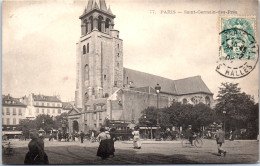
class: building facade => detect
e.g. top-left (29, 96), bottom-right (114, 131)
top-left (2, 95), bottom-right (27, 136)
top-left (68, 0), bottom-right (214, 133)
top-left (21, 93), bottom-right (68, 119)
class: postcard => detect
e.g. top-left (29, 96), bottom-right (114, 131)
top-left (2, 0), bottom-right (259, 164)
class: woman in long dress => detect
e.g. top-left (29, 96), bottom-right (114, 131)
top-left (24, 131), bottom-right (49, 164)
top-left (96, 127), bottom-right (111, 160)
top-left (132, 126), bottom-right (141, 149)
top-left (108, 128), bottom-right (117, 157)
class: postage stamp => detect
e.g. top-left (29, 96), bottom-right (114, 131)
top-left (216, 16), bottom-right (258, 79)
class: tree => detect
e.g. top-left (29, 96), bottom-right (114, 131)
top-left (138, 102), bottom-right (215, 132)
top-left (35, 114), bottom-right (56, 132)
top-left (138, 107), bottom-right (157, 126)
top-left (54, 113), bottom-right (68, 130)
top-left (215, 82), bottom-right (256, 131)
top-left (192, 103), bottom-right (215, 130)
top-left (17, 119), bottom-right (36, 139)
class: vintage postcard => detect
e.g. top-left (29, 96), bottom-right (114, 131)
top-left (2, 0), bottom-right (259, 164)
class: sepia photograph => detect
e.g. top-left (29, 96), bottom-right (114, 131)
top-left (2, 0), bottom-right (259, 164)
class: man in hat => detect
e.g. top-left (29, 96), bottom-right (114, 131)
top-left (186, 125), bottom-right (195, 145)
top-left (216, 125), bottom-right (227, 156)
top-left (80, 131), bottom-right (85, 143)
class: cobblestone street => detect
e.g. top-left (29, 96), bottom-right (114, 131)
top-left (2, 139), bottom-right (259, 164)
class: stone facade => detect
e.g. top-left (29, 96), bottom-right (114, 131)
top-left (75, 1), bottom-right (123, 110)
top-left (69, 0), bottom-right (214, 133)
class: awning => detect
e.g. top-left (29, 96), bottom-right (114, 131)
top-left (2, 131), bottom-right (22, 135)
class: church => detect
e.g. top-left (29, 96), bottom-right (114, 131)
top-left (68, 0), bottom-right (214, 133)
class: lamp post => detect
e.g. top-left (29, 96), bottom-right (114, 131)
top-left (155, 84), bottom-right (161, 126)
top-left (223, 111), bottom-right (226, 131)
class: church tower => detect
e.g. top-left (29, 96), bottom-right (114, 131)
top-left (75, 0), bottom-right (123, 109)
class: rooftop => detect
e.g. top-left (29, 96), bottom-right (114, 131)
top-left (32, 94), bottom-right (61, 102)
top-left (2, 94), bottom-right (27, 107)
top-left (123, 68), bottom-right (213, 95)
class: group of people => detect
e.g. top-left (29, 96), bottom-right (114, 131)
top-left (96, 127), bottom-right (117, 160)
top-left (23, 124), bottom-right (229, 165)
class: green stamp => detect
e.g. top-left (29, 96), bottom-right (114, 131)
top-left (216, 16), bottom-right (258, 79)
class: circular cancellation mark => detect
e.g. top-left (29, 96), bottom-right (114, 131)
top-left (216, 28), bottom-right (259, 79)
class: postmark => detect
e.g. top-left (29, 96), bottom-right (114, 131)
top-left (216, 16), bottom-right (258, 79)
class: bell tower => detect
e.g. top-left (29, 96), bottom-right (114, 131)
top-left (75, 0), bottom-right (123, 109)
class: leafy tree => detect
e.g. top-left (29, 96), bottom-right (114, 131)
top-left (54, 112), bottom-right (68, 129)
top-left (35, 114), bottom-right (56, 132)
top-left (246, 103), bottom-right (259, 139)
top-left (138, 102), bottom-right (215, 132)
top-left (17, 119), bottom-right (36, 139)
top-left (215, 82), bottom-right (256, 131)
top-left (192, 103), bottom-right (215, 130)
top-left (138, 107), bottom-right (158, 126)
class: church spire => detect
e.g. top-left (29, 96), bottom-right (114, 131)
top-left (99, 0), bottom-right (107, 11)
top-left (92, 0), bottom-right (99, 9)
top-left (86, 0), bottom-right (93, 12)
top-left (107, 5), bottom-right (113, 14)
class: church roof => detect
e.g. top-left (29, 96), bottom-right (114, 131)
top-left (123, 68), bottom-right (213, 95)
top-left (62, 102), bottom-right (74, 110)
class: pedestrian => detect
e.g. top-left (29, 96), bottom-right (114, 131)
top-left (49, 133), bottom-right (52, 141)
top-left (96, 127), bottom-right (111, 160)
top-left (185, 125), bottom-right (195, 145)
top-left (108, 128), bottom-right (117, 157)
top-left (216, 125), bottom-right (227, 157)
top-left (80, 131), bottom-right (85, 143)
top-left (58, 132), bottom-right (62, 142)
top-left (24, 131), bottom-right (49, 164)
top-left (66, 132), bottom-right (70, 142)
top-left (91, 131), bottom-right (95, 143)
top-left (132, 126), bottom-right (141, 149)
top-left (72, 133), bottom-right (75, 141)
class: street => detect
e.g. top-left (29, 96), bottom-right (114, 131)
top-left (2, 139), bottom-right (259, 164)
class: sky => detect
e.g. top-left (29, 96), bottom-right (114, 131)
top-left (2, 0), bottom-right (259, 102)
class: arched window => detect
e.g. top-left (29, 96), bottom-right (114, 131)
top-left (89, 16), bottom-right (93, 31)
top-left (105, 18), bottom-right (111, 32)
top-left (84, 19), bottom-right (88, 34)
top-left (205, 96), bottom-right (211, 106)
top-left (183, 98), bottom-right (187, 104)
top-left (85, 64), bottom-right (89, 80)
top-left (83, 45), bottom-right (86, 54)
top-left (105, 93), bottom-right (109, 97)
top-left (87, 43), bottom-right (89, 53)
top-left (98, 15), bottom-right (103, 32)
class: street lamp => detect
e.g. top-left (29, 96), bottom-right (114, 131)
top-left (223, 111), bottom-right (226, 131)
top-left (155, 84), bottom-right (161, 126)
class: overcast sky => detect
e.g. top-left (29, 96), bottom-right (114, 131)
top-left (2, 0), bottom-right (259, 102)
